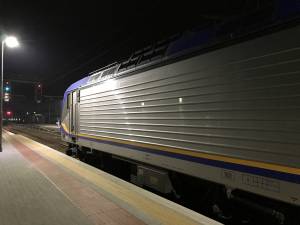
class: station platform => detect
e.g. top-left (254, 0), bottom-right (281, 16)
top-left (0, 130), bottom-right (222, 225)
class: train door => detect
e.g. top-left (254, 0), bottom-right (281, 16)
top-left (69, 90), bottom-right (79, 138)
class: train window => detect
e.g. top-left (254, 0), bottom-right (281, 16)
top-left (67, 93), bottom-right (71, 109)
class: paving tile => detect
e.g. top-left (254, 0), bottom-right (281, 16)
top-left (0, 137), bottom-right (92, 225)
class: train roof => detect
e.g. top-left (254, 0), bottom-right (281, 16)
top-left (64, 3), bottom-right (300, 96)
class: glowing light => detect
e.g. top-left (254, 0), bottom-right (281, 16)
top-left (6, 111), bottom-right (12, 116)
top-left (5, 86), bottom-right (10, 92)
top-left (4, 92), bottom-right (10, 102)
top-left (103, 79), bottom-right (117, 91)
top-left (141, 102), bottom-right (144, 106)
top-left (4, 36), bottom-right (19, 48)
top-left (179, 97), bottom-right (183, 103)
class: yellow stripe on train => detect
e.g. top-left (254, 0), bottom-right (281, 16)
top-left (77, 133), bottom-right (300, 176)
top-left (61, 125), bottom-right (300, 176)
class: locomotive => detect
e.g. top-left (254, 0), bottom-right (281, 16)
top-left (61, 20), bottom-right (300, 223)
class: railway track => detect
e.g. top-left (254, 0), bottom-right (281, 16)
top-left (5, 123), bottom-right (68, 152)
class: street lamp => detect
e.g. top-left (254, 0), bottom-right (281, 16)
top-left (1, 36), bottom-right (20, 151)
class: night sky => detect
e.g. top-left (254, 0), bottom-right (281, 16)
top-left (0, 0), bottom-right (274, 98)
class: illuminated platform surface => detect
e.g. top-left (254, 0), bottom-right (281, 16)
top-left (0, 131), bottom-right (222, 225)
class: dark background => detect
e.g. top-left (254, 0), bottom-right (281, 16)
top-left (0, 0), bottom-right (297, 121)
top-left (0, 0), bottom-right (277, 96)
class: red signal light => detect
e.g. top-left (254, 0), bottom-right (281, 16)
top-left (6, 111), bottom-right (12, 116)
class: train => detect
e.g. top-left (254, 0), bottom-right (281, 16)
top-left (61, 20), bottom-right (300, 223)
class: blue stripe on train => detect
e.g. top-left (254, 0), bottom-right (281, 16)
top-left (75, 134), bottom-right (300, 184)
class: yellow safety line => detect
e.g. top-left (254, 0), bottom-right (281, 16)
top-left (13, 133), bottom-right (220, 225)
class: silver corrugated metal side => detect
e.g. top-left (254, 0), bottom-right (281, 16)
top-left (79, 25), bottom-right (300, 168)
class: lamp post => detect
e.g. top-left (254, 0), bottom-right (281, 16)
top-left (0, 36), bottom-right (20, 151)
